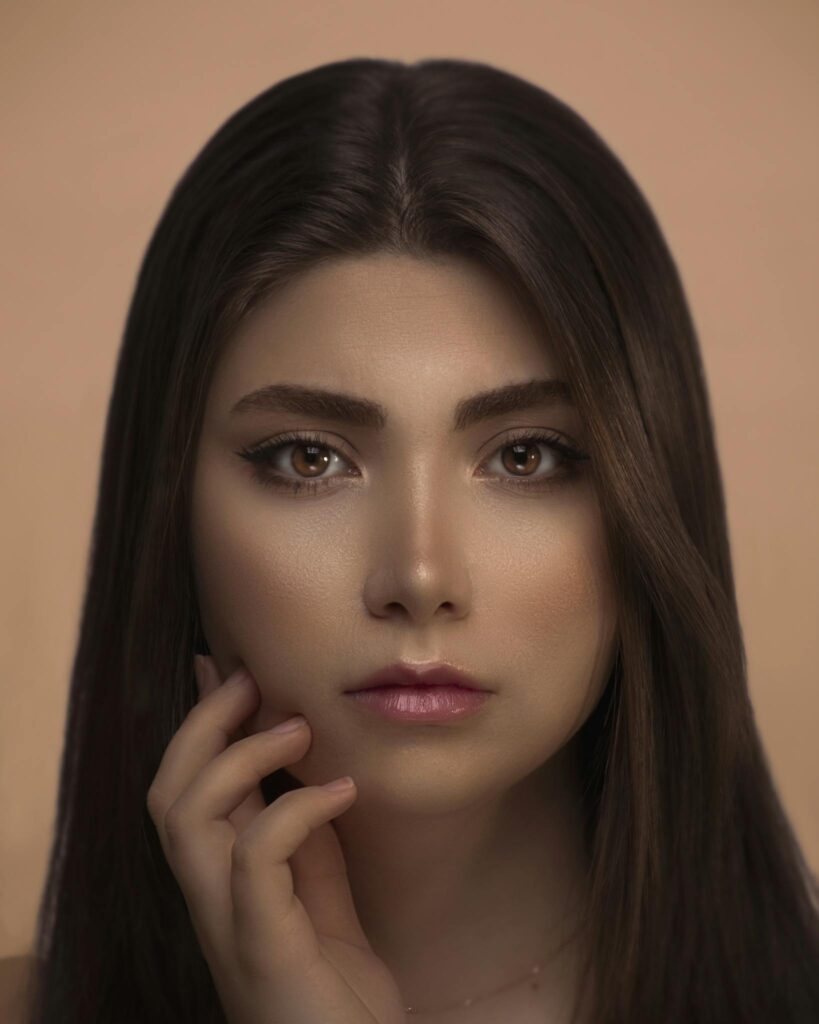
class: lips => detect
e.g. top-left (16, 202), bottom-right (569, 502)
top-left (344, 661), bottom-right (490, 693)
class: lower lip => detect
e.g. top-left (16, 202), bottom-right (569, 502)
top-left (344, 685), bottom-right (491, 722)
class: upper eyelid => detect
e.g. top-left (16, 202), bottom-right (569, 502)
top-left (238, 427), bottom-right (586, 471)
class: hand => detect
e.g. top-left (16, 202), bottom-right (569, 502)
top-left (146, 656), bottom-right (407, 1024)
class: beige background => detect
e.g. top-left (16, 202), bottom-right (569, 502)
top-left (1, 0), bottom-right (817, 959)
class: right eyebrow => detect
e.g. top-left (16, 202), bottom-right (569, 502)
top-left (230, 377), bottom-right (575, 432)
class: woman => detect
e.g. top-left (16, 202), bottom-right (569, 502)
top-left (18, 57), bottom-right (819, 1022)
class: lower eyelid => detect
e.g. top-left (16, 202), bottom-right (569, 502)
top-left (238, 433), bottom-right (586, 492)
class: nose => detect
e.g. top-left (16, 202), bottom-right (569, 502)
top-left (363, 555), bottom-right (472, 623)
top-left (361, 480), bottom-right (472, 625)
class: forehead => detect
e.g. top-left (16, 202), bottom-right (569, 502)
top-left (208, 254), bottom-right (562, 423)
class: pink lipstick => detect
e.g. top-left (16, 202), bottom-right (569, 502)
top-left (343, 662), bottom-right (493, 723)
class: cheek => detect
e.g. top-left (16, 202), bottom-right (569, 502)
top-left (190, 458), bottom-right (353, 682)
top-left (483, 507), bottom-right (617, 748)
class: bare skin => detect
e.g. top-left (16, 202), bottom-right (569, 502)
top-left (147, 663), bottom-right (407, 1023)
top-left (165, 253), bottom-right (617, 1021)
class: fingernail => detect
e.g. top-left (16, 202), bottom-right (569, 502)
top-left (270, 714), bottom-right (307, 734)
top-left (322, 776), bottom-right (355, 792)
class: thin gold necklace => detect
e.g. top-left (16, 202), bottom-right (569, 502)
top-left (404, 959), bottom-right (544, 1014)
top-left (402, 907), bottom-right (589, 1016)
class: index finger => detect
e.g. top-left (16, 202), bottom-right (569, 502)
top-left (146, 668), bottom-right (260, 823)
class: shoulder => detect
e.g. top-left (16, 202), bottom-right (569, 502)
top-left (0, 955), bottom-right (35, 1023)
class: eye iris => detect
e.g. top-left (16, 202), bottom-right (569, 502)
top-left (501, 442), bottom-right (541, 476)
top-left (292, 444), bottom-right (331, 477)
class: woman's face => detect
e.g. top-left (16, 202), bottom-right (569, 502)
top-left (190, 253), bottom-right (618, 811)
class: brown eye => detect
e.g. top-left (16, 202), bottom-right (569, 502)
top-left (236, 428), bottom-right (589, 497)
top-left (479, 430), bottom-right (590, 491)
top-left (289, 442), bottom-right (333, 478)
top-left (499, 440), bottom-right (550, 477)
top-left (236, 431), bottom-right (357, 495)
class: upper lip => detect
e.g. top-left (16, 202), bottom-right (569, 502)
top-left (344, 662), bottom-right (491, 693)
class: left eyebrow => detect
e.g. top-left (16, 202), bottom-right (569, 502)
top-left (229, 377), bottom-right (575, 432)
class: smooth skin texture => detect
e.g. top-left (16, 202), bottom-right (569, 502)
top-left (181, 253), bottom-right (618, 1022)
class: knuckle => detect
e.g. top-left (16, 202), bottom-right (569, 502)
top-left (230, 834), bottom-right (265, 872)
top-left (163, 799), bottom-right (193, 845)
top-left (145, 785), bottom-right (165, 821)
top-left (230, 790), bottom-right (305, 870)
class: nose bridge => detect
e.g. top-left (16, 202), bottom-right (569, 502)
top-left (363, 448), bottom-right (472, 621)
top-left (383, 446), bottom-right (462, 551)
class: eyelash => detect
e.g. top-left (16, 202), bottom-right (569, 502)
top-left (235, 428), bottom-right (590, 496)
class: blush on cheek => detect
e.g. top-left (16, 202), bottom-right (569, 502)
top-left (500, 524), bottom-right (617, 722)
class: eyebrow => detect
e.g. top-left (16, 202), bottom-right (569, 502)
top-left (229, 377), bottom-right (574, 432)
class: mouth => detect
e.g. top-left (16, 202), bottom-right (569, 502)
top-left (343, 661), bottom-right (492, 693)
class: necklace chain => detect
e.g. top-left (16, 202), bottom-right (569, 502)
top-left (402, 888), bottom-right (589, 1015)
top-left (404, 960), bottom-right (543, 1015)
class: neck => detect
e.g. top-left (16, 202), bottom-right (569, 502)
top-left (332, 737), bottom-right (593, 1017)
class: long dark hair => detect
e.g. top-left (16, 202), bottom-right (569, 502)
top-left (26, 57), bottom-right (819, 1023)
